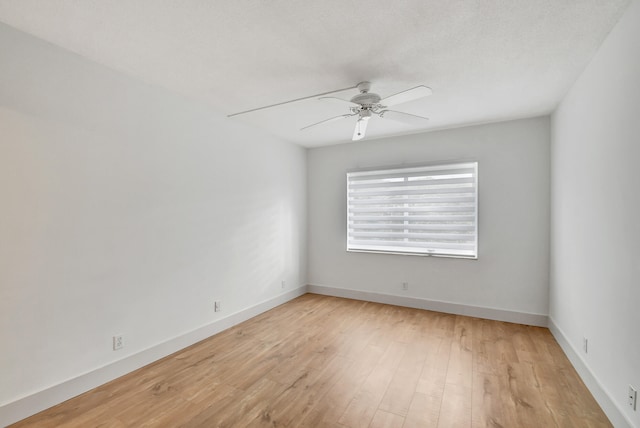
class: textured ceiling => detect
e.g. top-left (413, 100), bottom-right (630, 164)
top-left (0, 1), bottom-right (631, 147)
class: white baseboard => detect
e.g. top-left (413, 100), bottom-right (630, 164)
top-left (307, 284), bottom-right (548, 327)
top-left (548, 317), bottom-right (634, 428)
top-left (0, 286), bottom-right (307, 427)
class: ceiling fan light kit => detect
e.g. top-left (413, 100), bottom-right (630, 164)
top-left (353, 118), bottom-right (369, 141)
top-left (228, 81), bottom-right (432, 141)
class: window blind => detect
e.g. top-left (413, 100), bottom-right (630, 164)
top-left (347, 162), bottom-right (478, 258)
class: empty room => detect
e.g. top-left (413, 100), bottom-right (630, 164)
top-left (1, 1), bottom-right (639, 427)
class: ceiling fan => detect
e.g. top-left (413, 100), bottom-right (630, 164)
top-left (303, 82), bottom-right (432, 141)
top-left (228, 81), bottom-right (432, 141)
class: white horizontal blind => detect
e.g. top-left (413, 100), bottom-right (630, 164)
top-left (347, 162), bottom-right (478, 258)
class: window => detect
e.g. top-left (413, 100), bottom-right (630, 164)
top-left (347, 162), bottom-right (478, 258)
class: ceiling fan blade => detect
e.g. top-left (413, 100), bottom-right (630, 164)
top-left (379, 86), bottom-right (432, 107)
top-left (379, 110), bottom-right (430, 125)
top-left (301, 113), bottom-right (356, 130)
top-left (228, 84), bottom-right (357, 117)
top-left (352, 118), bottom-right (369, 141)
top-left (318, 96), bottom-right (360, 108)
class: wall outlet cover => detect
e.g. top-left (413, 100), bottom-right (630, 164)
top-left (113, 335), bottom-right (123, 351)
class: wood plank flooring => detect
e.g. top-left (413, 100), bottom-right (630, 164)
top-left (10, 294), bottom-right (611, 427)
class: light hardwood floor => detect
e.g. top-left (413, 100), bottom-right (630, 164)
top-left (11, 294), bottom-right (611, 427)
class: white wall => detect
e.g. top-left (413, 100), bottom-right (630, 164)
top-left (550, 1), bottom-right (640, 426)
top-left (308, 117), bottom-right (550, 321)
top-left (0, 22), bottom-right (306, 413)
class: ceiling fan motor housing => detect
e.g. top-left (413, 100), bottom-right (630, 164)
top-left (350, 92), bottom-right (381, 107)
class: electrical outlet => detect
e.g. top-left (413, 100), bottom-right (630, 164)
top-left (214, 301), bottom-right (221, 312)
top-left (281, 280), bottom-right (286, 289)
top-left (582, 337), bottom-right (588, 354)
top-left (402, 282), bottom-right (409, 291)
top-left (113, 335), bottom-right (123, 351)
top-left (629, 385), bottom-right (637, 411)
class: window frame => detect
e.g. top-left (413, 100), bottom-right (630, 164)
top-left (346, 161), bottom-right (478, 259)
